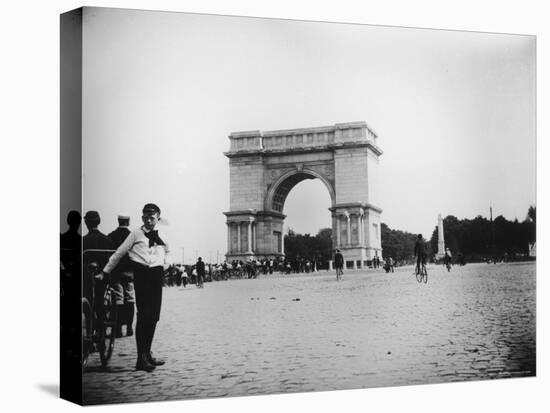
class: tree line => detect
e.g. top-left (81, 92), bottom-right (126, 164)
top-left (284, 228), bottom-right (333, 268)
top-left (428, 206), bottom-right (535, 262)
top-left (284, 206), bottom-right (535, 265)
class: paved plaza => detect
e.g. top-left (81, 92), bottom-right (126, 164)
top-left (82, 262), bottom-right (536, 405)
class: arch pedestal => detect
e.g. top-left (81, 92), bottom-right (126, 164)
top-left (224, 210), bottom-right (285, 261)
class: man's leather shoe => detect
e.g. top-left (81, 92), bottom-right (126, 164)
top-left (147, 352), bottom-right (165, 366)
top-left (136, 353), bottom-right (155, 372)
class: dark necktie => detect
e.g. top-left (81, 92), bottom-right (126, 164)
top-left (144, 230), bottom-right (165, 248)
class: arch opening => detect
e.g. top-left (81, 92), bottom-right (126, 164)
top-left (283, 178), bottom-right (333, 236)
top-left (272, 173), bottom-right (315, 212)
top-left (269, 169), bottom-right (335, 213)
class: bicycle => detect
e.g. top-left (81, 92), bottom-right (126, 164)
top-left (82, 249), bottom-right (118, 368)
top-left (415, 256), bottom-right (428, 284)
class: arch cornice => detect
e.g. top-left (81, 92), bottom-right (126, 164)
top-left (224, 141), bottom-right (383, 158)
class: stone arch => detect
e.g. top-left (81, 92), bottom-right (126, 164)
top-left (223, 121), bottom-right (384, 268)
top-left (265, 168), bottom-right (336, 213)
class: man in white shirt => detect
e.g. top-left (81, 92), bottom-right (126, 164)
top-left (103, 203), bottom-right (171, 372)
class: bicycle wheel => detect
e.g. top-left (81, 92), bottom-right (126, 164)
top-left (422, 265), bottom-right (428, 284)
top-left (415, 267), bottom-right (423, 283)
top-left (98, 287), bottom-right (117, 366)
top-left (81, 298), bottom-right (92, 368)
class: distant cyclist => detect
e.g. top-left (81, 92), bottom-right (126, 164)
top-left (443, 248), bottom-right (452, 272)
top-left (414, 234), bottom-right (427, 274)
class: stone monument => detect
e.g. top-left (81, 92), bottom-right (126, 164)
top-left (223, 121), bottom-right (383, 269)
top-left (436, 213), bottom-right (445, 259)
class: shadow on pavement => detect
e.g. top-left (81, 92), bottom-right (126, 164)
top-left (37, 384), bottom-right (59, 398)
top-left (84, 365), bottom-right (135, 374)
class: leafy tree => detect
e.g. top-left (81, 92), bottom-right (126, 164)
top-left (527, 206), bottom-right (536, 223)
top-left (381, 223), bottom-right (418, 263)
top-left (284, 205), bottom-right (536, 266)
top-left (284, 227), bottom-right (333, 267)
top-left (428, 206), bottom-right (535, 261)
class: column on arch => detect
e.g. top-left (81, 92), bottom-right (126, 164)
top-left (345, 211), bottom-right (351, 246)
top-left (247, 219), bottom-right (253, 253)
top-left (281, 226), bottom-right (285, 255)
top-left (237, 222), bottom-right (241, 252)
top-left (226, 222), bottom-right (232, 253)
top-left (336, 213), bottom-right (341, 248)
top-left (358, 211), bottom-right (364, 245)
top-left (350, 212), bottom-right (360, 246)
top-left (251, 222), bottom-right (256, 252)
top-left (363, 210), bottom-right (371, 257)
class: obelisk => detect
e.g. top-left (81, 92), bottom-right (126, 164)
top-left (436, 213), bottom-right (445, 259)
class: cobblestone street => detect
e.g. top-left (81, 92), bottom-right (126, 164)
top-left (82, 262), bottom-right (535, 405)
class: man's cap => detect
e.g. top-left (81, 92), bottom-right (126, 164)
top-left (142, 203), bottom-right (161, 214)
top-left (117, 213), bottom-right (130, 220)
top-left (84, 211), bottom-right (100, 221)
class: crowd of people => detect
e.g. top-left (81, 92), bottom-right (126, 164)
top-left (162, 256), bottom-right (323, 287)
top-left (61, 206), bottom-right (454, 374)
top-left (61, 203), bottom-right (171, 372)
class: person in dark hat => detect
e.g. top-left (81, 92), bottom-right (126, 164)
top-left (414, 234), bottom-right (427, 274)
top-left (108, 214), bottom-right (135, 337)
top-left (60, 210), bottom-right (82, 290)
top-left (60, 210), bottom-right (82, 369)
top-left (60, 210), bottom-right (82, 253)
top-left (83, 211), bottom-right (115, 260)
top-left (334, 249), bottom-right (344, 280)
top-left (82, 210), bottom-right (118, 326)
top-left (103, 203), bottom-right (172, 372)
top-left (196, 257), bottom-right (205, 288)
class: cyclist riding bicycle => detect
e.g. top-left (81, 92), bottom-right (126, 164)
top-left (414, 234), bottom-right (427, 274)
top-left (443, 248), bottom-right (452, 271)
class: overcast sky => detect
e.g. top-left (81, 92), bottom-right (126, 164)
top-left (75, 7), bottom-right (535, 263)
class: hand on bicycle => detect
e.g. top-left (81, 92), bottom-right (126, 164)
top-left (95, 271), bottom-right (108, 282)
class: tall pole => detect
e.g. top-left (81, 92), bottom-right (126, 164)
top-left (181, 247), bottom-right (185, 265)
top-left (490, 203), bottom-right (495, 263)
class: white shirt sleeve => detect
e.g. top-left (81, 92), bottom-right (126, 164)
top-left (163, 241), bottom-right (172, 269)
top-left (103, 231), bottom-right (136, 274)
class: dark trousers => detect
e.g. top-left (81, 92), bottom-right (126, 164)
top-left (132, 263), bottom-right (163, 357)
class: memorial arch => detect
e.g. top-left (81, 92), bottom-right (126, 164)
top-left (224, 121), bottom-right (383, 269)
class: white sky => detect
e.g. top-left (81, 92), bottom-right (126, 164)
top-left (77, 7), bottom-right (535, 262)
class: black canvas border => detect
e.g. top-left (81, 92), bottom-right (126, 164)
top-left (60, 7), bottom-right (83, 406)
